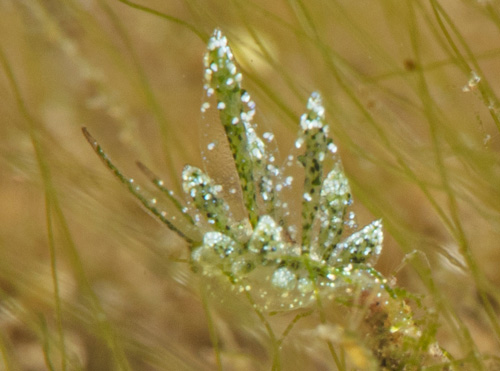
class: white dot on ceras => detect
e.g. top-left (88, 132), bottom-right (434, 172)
top-left (327, 142), bottom-right (337, 153)
top-left (241, 92), bottom-right (250, 103)
top-left (251, 148), bottom-right (263, 159)
top-left (217, 102), bottom-right (226, 110)
top-left (295, 138), bottom-right (304, 148)
top-left (204, 68), bottom-right (213, 80)
top-left (263, 132), bottom-right (274, 142)
top-left (207, 142), bottom-right (216, 151)
top-left (227, 62), bottom-right (237, 75)
top-left (303, 192), bottom-right (312, 201)
top-left (246, 110), bottom-right (256, 120)
top-left (201, 102), bottom-right (210, 113)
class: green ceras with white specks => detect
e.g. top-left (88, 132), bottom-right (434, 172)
top-left (204, 33), bottom-right (260, 227)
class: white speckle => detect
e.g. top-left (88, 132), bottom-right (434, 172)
top-left (263, 132), bottom-right (274, 141)
top-left (251, 148), bottom-right (262, 159)
top-left (271, 268), bottom-right (296, 290)
top-left (241, 92), bottom-right (250, 103)
top-left (246, 109), bottom-right (256, 120)
top-left (207, 142), bottom-right (216, 151)
top-left (217, 102), bottom-right (226, 110)
top-left (328, 142), bottom-right (337, 153)
top-left (306, 92), bottom-right (325, 118)
top-left (303, 192), bottom-right (312, 201)
top-left (227, 62), bottom-right (237, 75)
top-left (201, 102), bottom-right (210, 113)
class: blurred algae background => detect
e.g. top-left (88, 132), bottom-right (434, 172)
top-left (1, 0), bottom-right (500, 369)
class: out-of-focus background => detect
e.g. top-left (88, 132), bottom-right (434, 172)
top-left (1, 1), bottom-right (500, 369)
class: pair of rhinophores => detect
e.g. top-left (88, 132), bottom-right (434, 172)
top-left (83, 29), bottom-right (389, 312)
